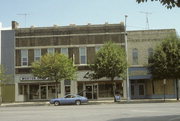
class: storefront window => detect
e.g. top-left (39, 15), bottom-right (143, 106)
top-left (99, 83), bottom-right (113, 98)
top-left (19, 85), bottom-right (23, 95)
top-left (48, 85), bottom-right (56, 99)
top-left (77, 83), bottom-right (83, 96)
top-left (65, 86), bottom-right (71, 95)
top-left (29, 85), bottom-right (39, 99)
top-left (116, 83), bottom-right (123, 96)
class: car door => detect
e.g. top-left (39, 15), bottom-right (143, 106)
top-left (62, 95), bottom-right (74, 104)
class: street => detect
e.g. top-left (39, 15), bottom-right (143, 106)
top-left (0, 102), bottom-right (180, 121)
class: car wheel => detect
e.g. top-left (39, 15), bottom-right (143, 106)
top-left (75, 100), bottom-right (81, 105)
top-left (54, 101), bottom-right (60, 106)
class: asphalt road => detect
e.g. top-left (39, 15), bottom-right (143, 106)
top-left (0, 102), bottom-right (180, 121)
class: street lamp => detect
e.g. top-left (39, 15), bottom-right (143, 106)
top-left (125, 15), bottom-right (130, 102)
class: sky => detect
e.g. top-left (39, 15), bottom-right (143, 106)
top-left (0, 0), bottom-right (180, 34)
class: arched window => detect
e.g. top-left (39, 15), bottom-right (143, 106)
top-left (148, 48), bottom-right (153, 64)
top-left (132, 48), bottom-right (138, 65)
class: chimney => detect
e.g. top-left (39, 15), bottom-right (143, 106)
top-left (12, 21), bottom-right (19, 29)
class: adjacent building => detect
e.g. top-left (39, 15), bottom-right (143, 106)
top-left (0, 22), bottom-right (15, 103)
top-left (127, 29), bottom-right (177, 99)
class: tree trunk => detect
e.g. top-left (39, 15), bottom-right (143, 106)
top-left (55, 80), bottom-right (59, 98)
top-left (111, 78), bottom-right (116, 102)
top-left (176, 79), bottom-right (179, 100)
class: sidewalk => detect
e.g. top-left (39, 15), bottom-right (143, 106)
top-left (0, 99), bottom-right (179, 107)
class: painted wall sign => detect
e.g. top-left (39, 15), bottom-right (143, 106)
top-left (129, 67), bottom-right (152, 80)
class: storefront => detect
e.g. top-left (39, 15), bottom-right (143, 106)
top-left (18, 82), bottom-right (60, 101)
top-left (129, 67), bottom-right (151, 99)
top-left (129, 67), bottom-right (176, 99)
top-left (77, 81), bottom-right (123, 100)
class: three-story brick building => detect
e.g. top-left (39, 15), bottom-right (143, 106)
top-left (14, 22), bottom-right (126, 101)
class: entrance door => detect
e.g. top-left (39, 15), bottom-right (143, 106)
top-left (138, 84), bottom-right (145, 98)
top-left (131, 82), bottom-right (145, 99)
top-left (85, 84), bottom-right (98, 99)
top-left (40, 86), bottom-right (47, 99)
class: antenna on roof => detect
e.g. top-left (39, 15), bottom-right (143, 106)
top-left (140, 11), bottom-right (152, 30)
top-left (17, 13), bottom-right (30, 27)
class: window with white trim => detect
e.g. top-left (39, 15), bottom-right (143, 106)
top-left (47, 48), bottom-right (54, 54)
top-left (34, 49), bottom-right (41, 61)
top-left (61, 48), bottom-right (68, 57)
top-left (79, 47), bottom-right (87, 64)
top-left (21, 49), bottom-right (28, 66)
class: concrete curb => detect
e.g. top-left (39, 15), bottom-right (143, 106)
top-left (0, 99), bottom-right (179, 107)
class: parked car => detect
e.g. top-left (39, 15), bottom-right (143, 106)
top-left (50, 94), bottom-right (88, 106)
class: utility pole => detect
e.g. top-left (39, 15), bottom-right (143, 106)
top-left (17, 13), bottom-right (29, 27)
top-left (125, 15), bottom-right (130, 102)
top-left (140, 11), bottom-right (152, 30)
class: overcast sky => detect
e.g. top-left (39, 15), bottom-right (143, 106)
top-left (0, 0), bottom-right (180, 34)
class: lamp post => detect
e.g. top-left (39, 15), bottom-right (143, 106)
top-left (125, 15), bottom-right (130, 102)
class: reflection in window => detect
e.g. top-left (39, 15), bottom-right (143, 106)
top-left (79, 47), bottom-right (87, 64)
top-left (21, 49), bottom-right (28, 66)
top-left (34, 49), bottom-right (41, 61)
top-left (61, 48), bottom-right (68, 57)
top-left (132, 48), bottom-right (138, 65)
top-left (47, 48), bottom-right (54, 54)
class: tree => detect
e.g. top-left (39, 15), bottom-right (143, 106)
top-left (0, 65), bottom-right (12, 104)
top-left (32, 53), bottom-right (77, 97)
top-left (149, 35), bottom-right (180, 100)
top-left (136, 0), bottom-right (180, 9)
top-left (88, 41), bottom-right (127, 102)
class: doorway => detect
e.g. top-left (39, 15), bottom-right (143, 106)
top-left (85, 84), bottom-right (98, 100)
top-left (40, 85), bottom-right (47, 99)
top-left (131, 81), bottom-right (146, 99)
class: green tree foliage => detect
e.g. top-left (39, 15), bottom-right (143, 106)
top-left (0, 65), bottom-right (11, 84)
top-left (136, 0), bottom-right (180, 8)
top-left (149, 36), bottom-right (180, 100)
top-left (89, 41), bottom-right (127, 102)
top-left (0, 65), bottom-right (12, 103)
top-left (32, 53), bottom-right (77, 97)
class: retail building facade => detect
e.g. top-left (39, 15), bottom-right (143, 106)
top-left (14, 22), bottom-right (126, 101)
top-left (2, 21), bottom-right (178, 102)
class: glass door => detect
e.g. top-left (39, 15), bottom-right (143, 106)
top-left (86, 85), bottom-right (93, 99)
top-left (85, 84), bottom-right (98, 100)
top-left (138, 84), bottom-right (145, 97)
top-left (40, 85), bottom-right (47, 99)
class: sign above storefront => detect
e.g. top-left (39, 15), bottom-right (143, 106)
top-left (129, 67), bottom-right (152, 80)
top-left (20, 77), bottom-right (49, 81)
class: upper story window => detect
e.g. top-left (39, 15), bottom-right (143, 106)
top-left (61, 48), bottom-right (68, 57)
top-left (34, 49), bottom-right (41, 61)
top-left (79, 47), bottom-right (87, 65)
top-left (21, 49), bottom-right (28, 66)
top-left (47, 48), bottom-right (54, 54)
top-left (95, 46), bottom-right (101, 53)
top-left (132, 48), bottom-right (138, 65)
top-left (148, 48), bottom-right (153, 64)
